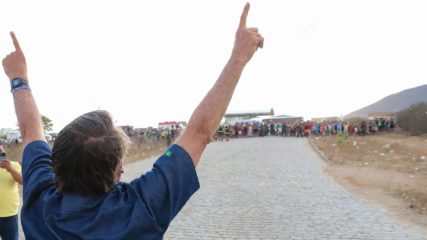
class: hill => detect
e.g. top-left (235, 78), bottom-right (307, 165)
top-left (346, 84), bottom-right (427, 118)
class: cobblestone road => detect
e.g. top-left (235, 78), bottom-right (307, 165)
top-left (123, 137), bottom-right (426, 240)
top-left (17, 137), bottom-right (426, 239)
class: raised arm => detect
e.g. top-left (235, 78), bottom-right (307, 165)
top-left (2, 32), bottom-right (45, 147)
top-left (175, 3), bottom-right (264, 165)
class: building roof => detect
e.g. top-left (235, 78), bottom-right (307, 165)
top-left (225, 108), bottom-right (274, 117)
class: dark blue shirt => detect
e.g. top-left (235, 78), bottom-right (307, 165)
top-left (21, 141), bottom-right (199, 239)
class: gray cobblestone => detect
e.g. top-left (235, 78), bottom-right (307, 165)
top-left (19, 137), bottom-right (426, 239)
top-left (149, 137), bottom-right (424, 239)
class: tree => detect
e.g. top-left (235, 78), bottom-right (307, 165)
top-left (397, 102), bottom-right (427, 136)
top-left (41, 115), bottom-right (53, 133)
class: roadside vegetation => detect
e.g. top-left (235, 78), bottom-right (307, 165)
top-left (397, 103), bottom-right (427, 136)
top-left (4, 138), bottom-right (167, 165)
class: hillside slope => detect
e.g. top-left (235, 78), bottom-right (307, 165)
top-left (346, 84), bottom-right (427, 118)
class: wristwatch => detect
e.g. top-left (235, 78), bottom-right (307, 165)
top-left (11, 78), bottom-right (28, 90)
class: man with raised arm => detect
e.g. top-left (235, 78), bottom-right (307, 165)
top-left (2, 3), bottom-right (263, 239)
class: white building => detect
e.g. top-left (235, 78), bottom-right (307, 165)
top-left (0, 128), bottom-right (21, 142)
top-left (224, 108), bottom-right (274, 124)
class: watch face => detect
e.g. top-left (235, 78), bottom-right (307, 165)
top-left (11, 78), bottom-right (27, 88)
top-left (12, 79), bottom-right (21, 87)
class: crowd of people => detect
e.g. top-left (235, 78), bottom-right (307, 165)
top-left (215, 118), bottom-right (396, 141)
top-left (0, 118), bottom-right (398, 148)
top-left (120, 124), bottom-right (184, 146)
top-left (119, 118), bottom-right (397, 145)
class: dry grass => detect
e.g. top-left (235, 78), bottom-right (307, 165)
top-left (391, 189), bottom-right (427, 214)
top-left (4, 139), bottom-right (167, 164)
top-left (311, 132), bottom-right (427, 215)
top-left (4, 144), bottom-right (25, 164)
top-left (125, 140), bottom-right (167, 163)
top-left (313, 133), bottom-right (427, 174)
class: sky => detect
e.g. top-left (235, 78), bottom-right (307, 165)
top-left (0, 0), bottom-right (426, 132)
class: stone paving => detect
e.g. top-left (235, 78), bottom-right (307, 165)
top-left (18, 137), bottom-right (427, 239)
top-left (123, 137), bottom-right (426, 240)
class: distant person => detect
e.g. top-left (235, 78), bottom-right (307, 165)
top-left (225, 125), bottom-right (231, 141)
top-left (170, 125), bottom-right (175, 140)
top-left (166, 130), bottom-right (172, 146)
top-left (390, 118), bottom-right (395, 131)
top-left (0, 144), bottom-right (22, 240)
top-left (234, 124), bottom-right (239, 138)
top-left (217, 125), bottom-right (224, 141)
top-left (2, 3), bottom-right (263, 239)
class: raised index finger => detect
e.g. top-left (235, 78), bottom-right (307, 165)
top-left (10, 31), bottom-right (22, 52)
top-left (239, 3), bottom-right (250, 29)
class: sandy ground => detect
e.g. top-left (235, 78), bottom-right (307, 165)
top-left (325, 165), bottom-right (427, 230)
top-left (310, 133), bottom-right (427, 233)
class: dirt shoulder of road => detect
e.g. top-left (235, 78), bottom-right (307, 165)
top-left (309, 133), bottom-right (427, 232)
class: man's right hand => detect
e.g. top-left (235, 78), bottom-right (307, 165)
top-left (175, 3), bottom-right (264, 165)
top-left (2, 31), bottom-right (28, 81)
top-left (231, 3), bottom-right (264, 65)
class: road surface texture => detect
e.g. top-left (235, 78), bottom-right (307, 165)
top-left (122, 137), bottom-right (426, 240)
top-left (17, 137), bottom-right (426, 239)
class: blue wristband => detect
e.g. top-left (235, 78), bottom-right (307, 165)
top-left (11, 85), bottom-right (31, 94)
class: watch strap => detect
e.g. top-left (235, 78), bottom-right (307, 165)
top-left (11, 77), bottom-right (29, 90)
top-left (11, 77), bottom-right (31, 94)
top-left (11, 85), bottom-right (31, 94)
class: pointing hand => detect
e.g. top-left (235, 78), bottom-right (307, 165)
top-left (231, 3), bottom-right (264, 64)
top-left (2, 32), bottom-right (28, 81)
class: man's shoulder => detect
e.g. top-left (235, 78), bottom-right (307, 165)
top-left (22, 140), bottom-right (53, 183)
top-left (23, 140), bottom-right (52, 162)
top-left (24, 140), bottom-right (52, 153)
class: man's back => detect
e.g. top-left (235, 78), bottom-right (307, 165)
top-left (21, 141), bottom-right (199, 239)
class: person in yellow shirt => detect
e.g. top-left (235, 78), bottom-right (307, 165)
top-left (0, 144), bottom-right (22, 240)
